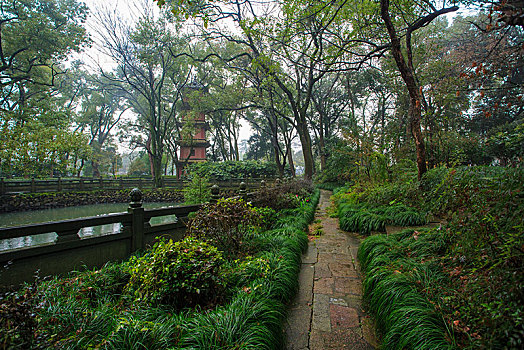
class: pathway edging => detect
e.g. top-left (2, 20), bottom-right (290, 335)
top-left (285, 190), bottom-right (378, 350)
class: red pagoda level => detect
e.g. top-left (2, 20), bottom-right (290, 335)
top-left (175, 81), bottom-right (210, 178)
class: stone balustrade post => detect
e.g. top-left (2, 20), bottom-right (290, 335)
top-left (31, 178), bottom-right (36, 193)
top-left (128, 188), bottom-right (145, 252)
top-left (210, 184), bottom-right (220, 204)
top-left (57, 177), bottom-right (62, 192)
top-left (239, 181), bottom-right (247, 200)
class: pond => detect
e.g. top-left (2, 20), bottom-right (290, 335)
top-left (0, 202), bottom-right (182, 252)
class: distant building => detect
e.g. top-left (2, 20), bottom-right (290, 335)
top-left (175, 81), bottom-right (210, 178)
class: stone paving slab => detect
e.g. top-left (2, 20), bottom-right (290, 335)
top-left (285, 190), bottom-right (378, 350)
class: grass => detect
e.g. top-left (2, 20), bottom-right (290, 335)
top-left (358, 228), bottom-right (455, 350)
top-left (2, 188), bottom-right (320, 349)
top-left (339, 166), bottom-right (524, 349)
top-left (338, 202), bottom-right (427, 235)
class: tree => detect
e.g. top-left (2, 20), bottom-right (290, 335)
top-left (94, 6), bottom-right (191, 187)
top-left (0, 0), bottom-right (89, 112)
top-left (379, 0), bottom-right (459, 179)
top-left (76, 74), bottom-right (126, 177)
top-left (157, 0), bottom-right (388, 179)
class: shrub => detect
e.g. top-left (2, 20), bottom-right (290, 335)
top-left (359, 228), bottom-right (455, 349)
top-left (126, 237), bottom-right (224, 308)
top-left (0, 188), bottom-right (321, 350)
top-left (188, 198), bottom-right (262, 257)
top-left (186, 160), bottom-right (280, 180)
top-left (251, 178), bottom-right (314, 211)
top-left (251, 206), bottom-right (277, 230)
top-left (0, 284), bottom-right (39, 349)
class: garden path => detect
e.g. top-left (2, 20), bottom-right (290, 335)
top-left (285, 190), bottom-right (378, 350)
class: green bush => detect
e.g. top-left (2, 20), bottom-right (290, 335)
top-left (353, 166), bottom-right (524, 349)
top-left (126, 237), bottom-right (224, 308)
top-left (339, 202), bottom-right (427, 235)
top-left (186, 160), bottom-right (280, 180)
top-left (359, 228), bottom-right (455, 350)
top-left (251, 178), bottom-right (314, 211)
top-left (251, 206), bottom-right (277, 230)
top-left (0, 187), bottom-right (321, 350)
top-left (188, 198), bottom-right (262, 257)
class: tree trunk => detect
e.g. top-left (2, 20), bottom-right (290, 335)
top-left (297, 124), bottom-right (315, 179)
top-left (287, 144), bottom-right (296, 177)
top-left (380, 0), bottom-right (427, 179)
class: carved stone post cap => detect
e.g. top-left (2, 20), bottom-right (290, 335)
top-left (129, 188), bottom-right (143, 208)
top-left (211, 184), bottom-right (220, 195)
top-left (239, 182), bottom-right (247, 190)
top-left (260, 180), bottom-right (266, 187)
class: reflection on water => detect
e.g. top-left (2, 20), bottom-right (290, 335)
top-left (0, 202), bottom-right (180, 252)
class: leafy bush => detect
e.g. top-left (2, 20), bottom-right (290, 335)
top-left (0, 283), bottom-right (39, 349)
top-left (181, 294), bottom-right (285, 349)
top-left (354, 166), bottom-right (524, 349)
top-left (251, 178), bottom-right (314, 211)
top-left (188, 198), bottom-right (262, 257)
top-left (126, 237), bottom-right (224, 308)
top-left (0, 188), bottom-right (321, 350)
top-left (186, 160), bottom-right (280, 180)
top-left (251, 206), bottom-right (277, 230)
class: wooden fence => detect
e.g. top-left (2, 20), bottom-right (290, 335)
top-left (0, 185), bottom-right (256, 289)
top-left (0, 177), bottom-right (273, 194)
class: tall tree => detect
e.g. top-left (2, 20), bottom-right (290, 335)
top-left (0, 0), bottom-right (89, 112)
top-left (76, 74), bottom-right (126, 177)
top-left (94, 6), bottom-right (191, 187)
top-left (157, 0), bottom-right (387, 179)
top-left (379, 0), bottom-right (459, 179)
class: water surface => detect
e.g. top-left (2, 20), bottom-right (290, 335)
top-left (0, 202), bottom-right (182, 251)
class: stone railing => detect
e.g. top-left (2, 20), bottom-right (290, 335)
top-left (0, 177), bottom-right (274, 194)
top-left (0, 181), bottom-right (265, 289)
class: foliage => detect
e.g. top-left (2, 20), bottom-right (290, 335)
top-left (186, 160), bottom-right (280, 180)
top-left (339, 202), bottom-right (427, 235)
top-left (251, 206), bottom-right (277, 230)
top-left (188, 198), bottom-right (262, 257)
top-left (183, 175), bottom-right (211, 204)
top-left (0, 281), bottom-right (40, 348)
top-left (126, 237), bottom-right (224, 308)
top-left (181, 293), bottom-right (285, 349)
top-left (127, 151), bottom-right (152, 176)
top-left (0, 185), bottom-right (319, 349)
top-left (352, 166), bottom-right (524, 349)
top-left (358, 228), bottom-right (455, 349)
top-left (0, 0), bottom-right (89, 110)
top-left (251, 178), bottom-right (314, 211)
top-left (0, 118), bottom-right (92, 177)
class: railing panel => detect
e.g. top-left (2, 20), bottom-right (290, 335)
top-left (0, 213), bottom-right (131, 240)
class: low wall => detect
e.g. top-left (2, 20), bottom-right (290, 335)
top-left (0, 191), bottom-right (200, 290)
top-left (0, 188), bottom-right (184, 213)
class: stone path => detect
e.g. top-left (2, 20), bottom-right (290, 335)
top-left (285, 190), bottom-right (378, 350)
